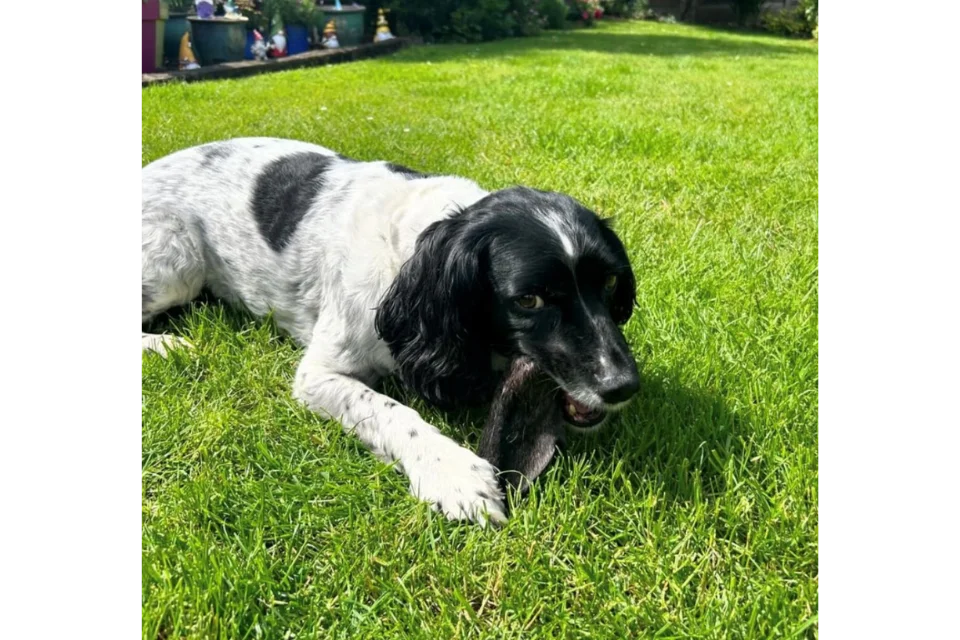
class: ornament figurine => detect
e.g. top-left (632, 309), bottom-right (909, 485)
top-left (321, 20), bottom-right (340, 49)
top-left (374, 8), bottom-right (395, 42)
top-left (250, 29), bottom-right (268, 61)
top-left (179, 31), bottom-right (201, 70)
top-left (268, 12), bottom-right (287, 58)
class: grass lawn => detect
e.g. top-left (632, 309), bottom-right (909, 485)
top-left (142, 19), bottom-right (818, 639)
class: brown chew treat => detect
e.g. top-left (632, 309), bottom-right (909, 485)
top-left (477, 357), bottom-right (566, 495)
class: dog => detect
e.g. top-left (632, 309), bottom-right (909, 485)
top-left (142, 138), bottom-right (640, 526)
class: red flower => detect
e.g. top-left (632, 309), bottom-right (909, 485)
top-left (582, 10), bottom-right (589, 19)
top-left (594, 8), bottom-right (602, 18)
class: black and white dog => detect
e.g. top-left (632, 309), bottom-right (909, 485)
top-left (142, 138), bottom-right (639, 525)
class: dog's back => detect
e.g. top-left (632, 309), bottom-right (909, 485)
top-left (142, 138), bottom-right (487, 344)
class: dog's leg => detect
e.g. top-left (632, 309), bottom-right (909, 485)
top-left (293, 347), bottom-right (507, 526)
top-left (141, 212), bottom-right (205, 356)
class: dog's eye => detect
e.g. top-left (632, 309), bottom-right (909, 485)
top-left (516, 294), bottom-right (544, 310)
top-left (604, 275), bottom-right (618, 291)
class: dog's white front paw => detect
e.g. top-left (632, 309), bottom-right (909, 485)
top-left (407, 441), bottom-right (507, 527)
top-left (142, 333), bottom-right (192, 357)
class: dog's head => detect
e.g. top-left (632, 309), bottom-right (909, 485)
top-left (375, 186), bottom-right (639, 431)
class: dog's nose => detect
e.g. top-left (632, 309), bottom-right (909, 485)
top-left (598, 373), bottom-right (640, 405)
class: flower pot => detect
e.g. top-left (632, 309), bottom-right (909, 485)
top-left (188, 16), bottom-right (248, 66)
top-left (244, 29), bottom-right (256, 60)
top-left (286, 24), bottom-right (311, 55)
top-left (142, 0), bottom-right (168, 73)
top-left (317, 5), bottom-right (365, 47)
top-left (163, 12), bottom-right (190, 66)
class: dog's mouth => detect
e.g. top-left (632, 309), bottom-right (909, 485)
top-left (558, 391), bottom-right (606, 428)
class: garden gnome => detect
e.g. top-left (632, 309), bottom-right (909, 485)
top-left (374, 8), bottom-right (395, 42)
top-left (268, 12), bottom-right (287, 57)
top-left (250, 29), bottom-right (268, 61)
top-left (178, 31), bottom-right (201, 70)
top-left (321, 20), bottom-right (340, 49)
top-left (195, 0), bottom-right (215, 19)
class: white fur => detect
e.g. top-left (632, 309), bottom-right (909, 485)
top-left (142, 138), bottom-right (506, 524)
top-left (540, 208), bottom-right (577, 259)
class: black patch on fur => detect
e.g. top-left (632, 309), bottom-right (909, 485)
top-left (200, 142), bottom-right (234, 167)
top-left (408, 429), bottom-right (418, 438)
top-left (251, 152), bottom-right (335, 252)
top-left (385, 162), bottom-right (429, 179)
top-left (385, 401), bottom-right (397, 408)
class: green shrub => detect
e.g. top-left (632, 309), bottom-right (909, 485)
top-left (803, 0), bottom-right (818, 25)
top-left (600, 0), bottom-right (649, 18)
top-left (387, 0), bottom-right (548, 42)
top-left (759, 0), bottom-right (817, 38)
top-left (540, 0), bottom-right (568, 29)
top-left (759, 9), bottom-right (804, 36)
top-left (510, 0), bottom-right (548, 37)
top-left (260, 0), bottom-right (319, 27)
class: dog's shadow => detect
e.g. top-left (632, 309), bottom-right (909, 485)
top-left (147, 302), bottom-right (756, 507)
top-left (383, 369), bottom-right (757, 507)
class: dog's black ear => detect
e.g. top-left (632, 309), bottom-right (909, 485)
top-left (599, 219), bottom-right (637, 325)
top-left (375, 213), bottom-right (496, 409)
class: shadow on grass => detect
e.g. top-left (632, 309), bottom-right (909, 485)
top-left (386, 29), bottom-right (815, 64)
top-left (430, 369), bottom-right (755, 507)
top-left (147, 301), bottom-right (755, 508)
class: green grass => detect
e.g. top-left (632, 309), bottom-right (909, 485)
top-left (142, 20), bottom-right (818, 639)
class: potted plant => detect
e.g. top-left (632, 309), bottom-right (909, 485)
top-left (163, 0), bottom-right (194, 67)
top-left (240, 1), bottom-right (268, 60)
top-left (259, 0), bottom-right (316, 54)
top-left (188, 2), bottom-right (249, 65)
top-left (317, 1), bottom-right (366, 47)
top-left (142, 0), bottom-right (169, 73)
